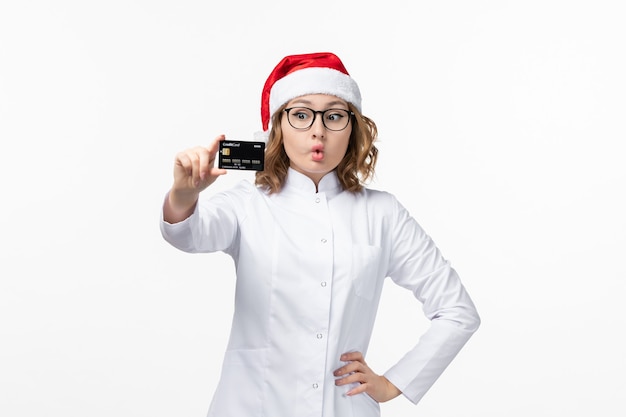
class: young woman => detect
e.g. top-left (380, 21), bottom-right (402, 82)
top-left (161, 52), bottom-right (480, 417)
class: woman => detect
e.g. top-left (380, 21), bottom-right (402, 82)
top-left (161, 52), bottom-right (480, 417)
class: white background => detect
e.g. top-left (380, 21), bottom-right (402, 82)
top-left (1, 1), bottom-right (625, 416)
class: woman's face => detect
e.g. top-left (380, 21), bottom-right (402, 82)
top-left (281, 94), bottom-right (352, 185)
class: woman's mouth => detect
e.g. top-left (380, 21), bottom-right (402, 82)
top-left (311, 145), bottom-right (324, 162)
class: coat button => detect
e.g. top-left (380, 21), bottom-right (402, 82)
top-left (321, 238), bottom-right (327, 244)
top-left (316, 333), bottom-right (323, 339)
top-left (315, 197), bottom-right (320, 203)
top-left (312, 383), bottom-right (319, 389)
top-left (320, 281), bottom-right (327, 287)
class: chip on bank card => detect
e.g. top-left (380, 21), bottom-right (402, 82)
top-left (218, 140), bottom-right (265, 171)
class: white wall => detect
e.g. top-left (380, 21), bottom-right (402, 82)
top-left (1, 1), bottom-right (624, 416)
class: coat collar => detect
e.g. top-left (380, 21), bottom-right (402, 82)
top-left (282, 168), bottom-right (342, 199)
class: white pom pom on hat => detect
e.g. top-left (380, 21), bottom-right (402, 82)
top-left (255, 52), bottom-right (362, 142)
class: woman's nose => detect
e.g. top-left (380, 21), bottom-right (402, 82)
top-left (310, 114), bottom-right (326, 137)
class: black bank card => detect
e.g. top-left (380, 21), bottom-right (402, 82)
top-left (218, 140), bottom-right (265, 171)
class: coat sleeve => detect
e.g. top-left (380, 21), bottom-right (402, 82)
top-left (159, 181), bottom-right (252, 254)
top-left (382, 195), bottom-right (480, 404)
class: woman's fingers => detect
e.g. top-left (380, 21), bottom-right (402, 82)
top-left (334, 359), bottom-right (365, 378)
top-left (333, 351), bottom-right (368, 388)
top-left (206, 134), bottom-right (227, 180)
top-left (333, 351), bottom-right (401, 403)
top-left (165, 135), bottom-right (227, 223)
top-left (340, 351), bottom-right (364, 363)
top-left (173, 135), bottom-right (227, 189)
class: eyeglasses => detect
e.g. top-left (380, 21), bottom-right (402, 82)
top-left (283, 107), bottom-right (354, 131)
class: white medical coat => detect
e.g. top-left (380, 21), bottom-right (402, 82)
top-left (160, 169), bottom-right (480, 417)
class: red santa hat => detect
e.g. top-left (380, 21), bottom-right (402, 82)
top-left (256, 52), bottom-right (362, 140)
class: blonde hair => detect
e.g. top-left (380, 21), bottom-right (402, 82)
top-left (255, 103), bottom-right (378, 193)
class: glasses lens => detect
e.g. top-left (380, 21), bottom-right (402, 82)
top-left (287, 108), bottom-right (315, 129)
top-left (322, 109), bottom-right (351, 131)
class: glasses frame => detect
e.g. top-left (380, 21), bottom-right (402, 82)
top-left (283, 107), bottom-right (355, 131)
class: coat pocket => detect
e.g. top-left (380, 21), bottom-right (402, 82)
top-left (350, 244), bottom-right (382, 300)
top-left (350, 391), bottom-right (381, 416)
